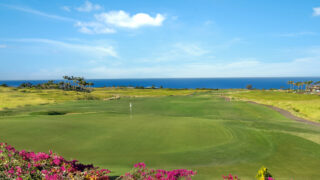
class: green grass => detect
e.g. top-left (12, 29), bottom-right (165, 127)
top-left (227, 90), bottom-right (320, 122)
top-left (0, 86), bottom-right (209, 110)
top-left (1, 93), bottom-right (320, 179)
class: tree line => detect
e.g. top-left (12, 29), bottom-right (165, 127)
top-left (287, 80), bottom-right (320, 92)
top-left (18, 76), bottom-right (94, 92)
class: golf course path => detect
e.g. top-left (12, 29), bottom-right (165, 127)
top-left (247, 101), bottom-right (320, 127)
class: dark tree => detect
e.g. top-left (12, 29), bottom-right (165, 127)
top-left (246, 84), bottom-right (253, 90)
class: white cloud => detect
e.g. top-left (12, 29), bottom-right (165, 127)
top-left (174, 43), bottom-right (209, 56)
top-left (3, 57), bottom-right (320, 80)
top-left (171, 16), bottom-right (178, 21)
top-left (75, 21), bottom-right (116, 34)
top-left (313, 7), bottom-right (320, 16)
top-left (139, 43), bottom-right (211, 64)
top-left (85, 58), bottom-right (320, 78)
top-left (95, 10), bottom-right (165, 28)
top-left (12, 38), bottom-right (117, 58)
top-left (61, 6), bottom-right (71, 12)
top-left (142, 40), bottom-right (242, 64)
top-left (76, 1), bottom-right (102, 12)
top-left (76, 10), bottom-right (165, 34)
top-left (278, 32), bottom-right (317, 37)
top-left (305, 46), bottom-right (320, 56)
top-left (204, 20), bottom-right (214, 25)
top-left (0, 44), bottom-right (7, 48)
top-left (2, 4), bottom-right (75, 22)
top-left (85, 45), bottom-right (320, 78)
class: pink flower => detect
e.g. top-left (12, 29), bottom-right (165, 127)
top-left (0, 143), bottom-right (198, 180)
top-left (45, 174), bottom-right (60, 180)
top-left (134, 162), bottom-right (146, 169)
top-left (155, 172), bottom-right (163, 178)
top-left (61, 166), bottom-right (66, 171)
top-left (53, 157), bottom-right (61, 165)
top-left (100, 169), bottom-right (111, 174)
top-left (16, 166), bottom-right (22, 175)
top-left (8, 168), bottom-right (15, 174)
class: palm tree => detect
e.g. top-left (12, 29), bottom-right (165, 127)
top-left (62, 76), bottom-right (69, 90)
top-left (88, 82), bottom-right (94, 88)
top-left (287, 81), bottom-right (293, 90)
top-left (66, 76), bottom-right (72, 90)
top-left (70, 76), bottom-right (77, 90)
top-left (301, 82), bottom-right (305, 91)
top-left (80, 79), bottom-right (86, 91)
top-left (305, 80), bottom-right (313, 91)
top-left (304, 81), bottom-right (308, 91)
top-left (65, 82), bottom-right (71, 90)
top-left (295, 82), bottom-right (301, 92)
top-left (63, 76), bottom-right (69, 81)
top-left (59, 81), bottom-right (65, 89)
top-left (292, 81), bottom-right (295, 90)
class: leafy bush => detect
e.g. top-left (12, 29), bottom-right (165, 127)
top-left (292, 108), bottom-right (300, 112)
top-left (1, 142), bottom-right (278, 180)
top-left (118, 162), bottom-right (196, 180)
top-left (0, 142), bottom-right (110, 179)
top-left (256, 166), bottom-right (274, 180)
top-left (0, 143), bottom-right (196, 180)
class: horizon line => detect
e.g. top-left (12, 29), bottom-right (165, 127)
top-left (1, 76), bottom-right (320, 81)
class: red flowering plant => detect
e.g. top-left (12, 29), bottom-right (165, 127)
top-left (0, 142), bottom-right (197, 180)
top-left (117, 162), bottom-right (196, 180)
top-left (222, 174), bottom-right (240, 180)
top-left (0, 142), bottom-right (110, 180)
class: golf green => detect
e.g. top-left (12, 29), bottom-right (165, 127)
top-left (1, 94), bottom-right (320, 179)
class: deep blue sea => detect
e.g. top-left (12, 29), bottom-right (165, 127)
top-left (0, 77), bottom-right (319, 89)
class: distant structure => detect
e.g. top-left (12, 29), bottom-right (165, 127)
top-left (145, 85), bottom-right (158, 89)
top-left (310, 85), bottom-right (320, 93)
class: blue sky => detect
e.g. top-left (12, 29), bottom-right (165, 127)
top-left (0, 0), bottom-right (320, 80)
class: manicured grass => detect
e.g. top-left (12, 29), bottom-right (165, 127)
top-left (227, 90), bottom-right (320, 122)
top-left (1, 93), bottom-right (320, 179)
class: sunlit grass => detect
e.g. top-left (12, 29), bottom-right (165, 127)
top-left (0, 87), bottom-right (209, 110)
top-left (227, 90), bottom-right (320, 122)
top-left (0, 87), bottom-right (52, 110)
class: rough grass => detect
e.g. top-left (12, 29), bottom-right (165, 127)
top-left (226, 90), bottom-right (320, 122)
top-left (0, 87), bottom-right (209, 110)
top-left (1, 94), bottom-right (320, 179)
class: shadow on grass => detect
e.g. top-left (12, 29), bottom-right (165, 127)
top-left (30, 111), bottom-right (68, 116)
top-left (109, 176), bottom-right (119, 180)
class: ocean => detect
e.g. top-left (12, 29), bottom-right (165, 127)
top-left (0, 77), bottom-right (319, 89)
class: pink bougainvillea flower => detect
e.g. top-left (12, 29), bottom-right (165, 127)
top-left (0, 143), bottom-right (196, 180)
